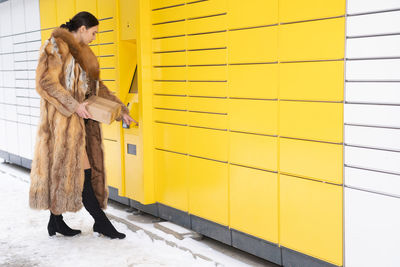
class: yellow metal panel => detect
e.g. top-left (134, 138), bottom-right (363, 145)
top-left (103, 140), bottom-right (122, 191)
top-left (120, 0), bottom-right (137, 40)
top-left (280, 174), bottom-right (343, 265)
top-left (230, 132), bottom-right (277, 171)
top-left (280, 101), bottom-right (343, 143)
top-left (187, 15), bottom-right (227, 34)
top-left (155, 150), bottom-right (188, 211)
top-left (153, 51), bottom-right (186, 66)
top-left (101, 122), bottom-right (119, 140)
top-left (152, 4), bottom-right (185, 24)
top-left (280, 61), bottom-right (344, 101)
top-left (98, 19), bottom-right (115, 32)
top-left (279, 18), bottom-right (345, 61)
top-left (75, 0), bottom-right (97, 16)
top-left (153, 66), bottom-right (186, 80)
top-left (99, 57), bottom-right (117, 70)
top-left (124, 133), bottom-right (143, 200)
top-left (230, 165), bottom-right (278, 242)
top-left (187, 66), bottom-right (227, 81)
top-left (101, 68), bottom-right (117, 80)
top-left (279, 0), bottom-right (346, 23)
top-left (39, 0), bottom-right (57, 29)
top-left (228, 64), bottom-right (278, 99)
top-left (102, 80), bottom-right (117, 92)
top-left (186, 0), bottom-right (227, 19)
top-left (99, 43), bottom-right (116, 55)
top-left (56, 0), bottom-right (75, 26)
top-left (151, 0), bottom-right (184, 10)
top-left (188, 157), bottom-right (228, 225)
top-left (188, 112), bottom-right (228, 129)
top-left (228, 0), bottom-right (278, 29)
top-left (279, 138), bottom-right (343, 184)
top-left (154, 108), bottom-right (187, 124)
top-left (188, 49), bottom-right (227, 65)
top-left (152, 20), bottom-right (186, 38)
top-left (188, 97), bottom-right (227, 114)
top-left (153, 36), bottom-right (186, 52)
top-left (229, 26), bottom-right (278, 63)
top-left (97, 0), bottom-right (116, 19)
top-left (188, 127), bottom-right (228, 161)
top-left (89, 44), bottom-right (99, 56)
top-left (98, 31), bottom-right (116, 44)
top-left (40, 29), bottom-right (53, 43)
top-left (153, 81), bottom-right (187, 95)
top-left (154, 123), bottom-right (188, 153)
top-left (153, 95), bottom-right (187, 110)
top-left (229, 99), bottom-right (278, 135)
top-left (188, 81), bottom-right (227, 97)
top-left (187, 32), bottom-right (227, 50)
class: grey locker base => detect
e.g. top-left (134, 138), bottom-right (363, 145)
top-left (0, 149), bottom-right (341, 267)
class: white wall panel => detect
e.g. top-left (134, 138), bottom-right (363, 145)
top-left (345, 167), bottom-right (400, 196)
top-left (346, 59), bottom-right (400, 81)
top-left (0, 37), bottom-right (13, 54)
top-left (346, 82), bottom-right (400, 104)
top-left (347, 0), bottom-right (400, 15)
top-left (347, 35), bottom-right (400, 59)
top-left (345, 188), bottom-right (400, 267)
top-left (11, 0), bottom-right (26, 34)
top-left (24, 0), bottom-right (40, 32)
top-left (345, 146), bottom-right (400, 173)
top-left (347, 11), bottom-right (400, 37)
top-left (31, 125), bottom-right (37, 157)
top-left (345, 104), bottom-right (400, 127)
top-left (0, 1), bottom-right (12, 36)
top-left (17, 123), bottom-right (31, 159)
top-left (5, 121), bottom-right (19, 154)
top-left (345, 125), bottom-right (400, 150)
top-left (4, 88), bottom-right (16, 104)
top-left (0, 119), bottom-right (5, 151)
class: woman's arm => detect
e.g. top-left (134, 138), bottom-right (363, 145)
top-left (36, 38), bottom-right (80, 117)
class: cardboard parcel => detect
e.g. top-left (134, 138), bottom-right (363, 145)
top-left (86, 95), bottom-right (121, 124)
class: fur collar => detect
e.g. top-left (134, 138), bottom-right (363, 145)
top-left (51, 27), bottom-right (99, 80)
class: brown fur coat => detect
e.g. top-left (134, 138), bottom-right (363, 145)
top-left (29, 28), bottom-right (128, 215)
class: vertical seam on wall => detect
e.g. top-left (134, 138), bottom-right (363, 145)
top-left (277, 0), bottom-right (281, 250)
top-left (343, 0), bottom-right (348, 266)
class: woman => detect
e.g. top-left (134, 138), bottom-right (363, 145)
top-left (29, 12), bottom-right (137, 239)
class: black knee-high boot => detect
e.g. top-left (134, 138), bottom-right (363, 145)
top-left (82, 169), bottom-right (126, 239)
top-left (47, 211), bottom-right (81, 237)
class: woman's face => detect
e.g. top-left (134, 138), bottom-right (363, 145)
top-left (76, 25), bottom-right (98, 45)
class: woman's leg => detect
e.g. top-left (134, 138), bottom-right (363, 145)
top-left (82, 168), bottom-right (125, 239)
top-left (47, 211), bottom-right (81, 237)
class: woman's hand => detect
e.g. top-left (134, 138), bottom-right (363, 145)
top-left (75, 102), bottom-right (92, 119)
top-left (122, 113), bottom-right (138, 126)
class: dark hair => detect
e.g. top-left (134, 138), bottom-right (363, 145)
top-left (60, 11), bottom-right (99, 32)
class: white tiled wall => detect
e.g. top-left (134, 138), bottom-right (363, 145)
top-left (345, 1), bottom-right (400, 266)
top-left (0, 0), bottom-right (41, 166)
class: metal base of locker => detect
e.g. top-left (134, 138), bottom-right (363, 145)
top-left (9, 153), bottom-right (22, 166)
top-left (21, 158), bottom-right (32, 169)
top-left (0, 150), bottom-right (9, 161)
top-left (190, 214), bottom-right (231, 245)
top-left (129, 198), bottom-right (159, 217)
top-left (108, 186), bottom-right (130, 206)
top-left (281, 247), bottom-right (340, 267)
top-left (0, 150), bottom-right (31, 170)
top-left (157, 203), bottom-right (191, 229)
top-left (231, 229), bottom-right (282, 266)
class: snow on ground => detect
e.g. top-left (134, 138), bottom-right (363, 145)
top-left (0, 162), bottom-right (253, 267)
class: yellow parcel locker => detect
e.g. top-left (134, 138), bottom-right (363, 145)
top-left (280, 174), bottom-right (343, 266)
top-left (187, 66), bottom-right (227, 81)
top-left (228, 64), bottom-right (278, 99)
top-left (99, 56), bottom-right (117, 69)
top-left (99, 43), bottom-right (117, 56)
top-left (188, 127), bottom-right (228, 162)
top-left (152, 20), bottom-right (186, 38)
top-left (187, 49), bottom-right (227, 65)
top-left (151, 0), bottom-right (185, 10)
top-left (188, 156), bottom-right (228, 225)
top-left (155, 150), bottom-right (188, 211)
top-left (228, 0), bottom-right (278, 29)
top-left (279, 61), bottom-right (344, 101)
top-left (56, 0), bottom-right (75, 26)
top-left (188, 96), bottom-right (227, 114)
top-left (187, 81), bottom-right (227, 97)
top-left (279, 101), bottom-right (343, 143)
top-left (75, 0), bottom-right (97, 16)
top-left (39, 0), bottom-right (57, 29)
top-left (154, 108), bottom-right (187, 125)
top-left (101, 68), bottom-right (117, 81)
top-left (153, 66), bottom-right (186, 81)
top-left (98, 19), bottom-right (115, 32)
top-left (153, 81), bottom-right (187, 95)
top-left (279, 0), bottom-right (346, 23)
top-left (186, 0), bottom-right (227, 19)
top-left (152, 35), bottom-right (186, 52)
top-left (229, 26), bottom-right (278, 64)
top-left (98, 0), bottom-right (116, 19)
top-left (152, 51), bottom-right (186, 66)
top-left (188, 112), bottom-right (228, 129)
top-left (103, 140), bottom-right (122, 191)
top-left (154, 122), bottom-right (188, 153)
top-left (229, 99), bottom-right (278, 135)
top-left (101, 122), bottom-right (120, 140)
top-left (229, 132), bottom-right (278, 171)
top-left (187, 14), bottom-right (227, 34)
top-left (279, 138), bottom-right (343, 184)
top-left (279, 17), bottom-right (345, 62)
top-left (230, 164), bottom-right (278, 243)
top-left (98, 31), bottom-right (116, 44)
top-left (152, 4), bottom-right (186, 24)
top-left (153, 95), bottom-right (187, 110)
top-left (187, 32), bottom-right (227, 50)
